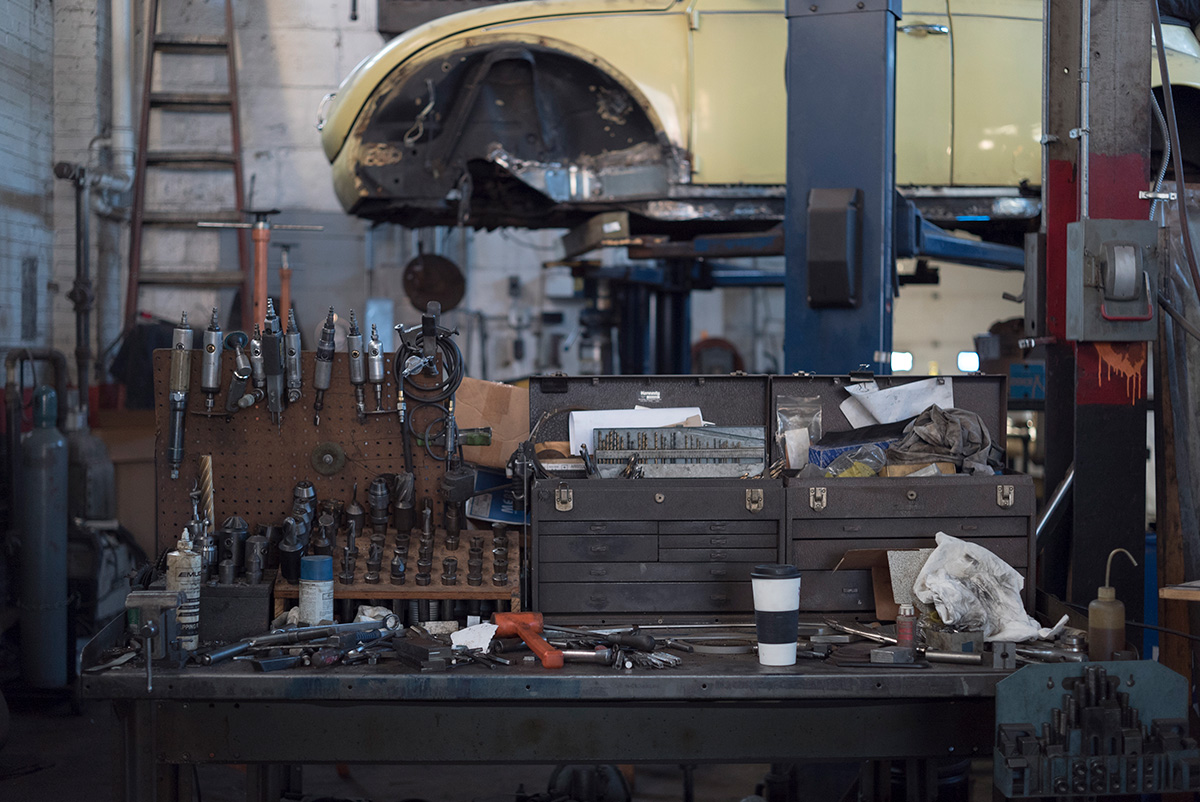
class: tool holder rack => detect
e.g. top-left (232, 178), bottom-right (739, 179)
top-left (152, 349), bottom-right (523, 611)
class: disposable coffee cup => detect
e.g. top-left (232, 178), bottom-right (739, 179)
top-left (751, 563), bottom-right (802, 666)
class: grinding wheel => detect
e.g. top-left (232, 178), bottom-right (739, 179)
top-left (310, 442), bottom-right (347, 476)
top-left (403, 252), bottom-right (465, 313)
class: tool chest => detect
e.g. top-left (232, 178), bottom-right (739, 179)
top-left (528, 375), bottom-right (783, 616)
top-left (530, 372), bottom-right (1033, 619)
top-left (773, 374), bottom-right (1035, 615)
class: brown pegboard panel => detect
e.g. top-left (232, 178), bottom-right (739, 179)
top-left (152, 349), bottom-right (465, 557)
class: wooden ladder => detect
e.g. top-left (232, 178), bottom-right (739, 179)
top-left (124, 0), bottom-right (250, 330)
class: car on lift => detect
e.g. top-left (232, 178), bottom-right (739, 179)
top-left (319, 0), bottom-right (1200, 243)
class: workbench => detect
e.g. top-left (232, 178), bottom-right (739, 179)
top-left (81, 647), bottom-right (1009, 802)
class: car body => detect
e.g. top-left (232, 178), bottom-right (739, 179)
top-left (320, 0), bottom-right (1200, 239)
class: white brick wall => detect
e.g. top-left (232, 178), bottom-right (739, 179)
top-left (0, 0), bottom-right (55, 371)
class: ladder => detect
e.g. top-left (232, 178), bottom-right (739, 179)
top-left (124, 0), bottom-right (250, 330)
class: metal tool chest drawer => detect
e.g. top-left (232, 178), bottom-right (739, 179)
top-left (532, 479), bottom-right (785, 615)
top-left (787, 475), bottom-right (1036, 614)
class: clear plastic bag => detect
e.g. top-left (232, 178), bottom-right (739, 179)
top-left (776, 396), bottom-right (823, 470)
top-left (824, 443), bottom-right (886, 478)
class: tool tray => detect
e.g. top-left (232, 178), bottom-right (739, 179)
top-left (772, 373), bottom-right (1034, 614)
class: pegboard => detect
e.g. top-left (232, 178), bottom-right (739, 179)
top-left (152, 348), bottom-right (473, 558)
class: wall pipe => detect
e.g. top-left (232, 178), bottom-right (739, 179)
top-left (54, 163), bottom-right (92, 420)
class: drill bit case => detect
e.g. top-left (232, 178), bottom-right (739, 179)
top-left (529, 373), bottom-right (1032, 619)
top-left (529, 374), bottom-right (782, 617)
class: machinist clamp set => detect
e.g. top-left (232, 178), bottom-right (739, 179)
top-left (153, 301), bottom-right (518, 636)
top-left (527, 373), bottom-right (1033, 618)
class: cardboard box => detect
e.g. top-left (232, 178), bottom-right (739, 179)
top-left (881, 461), bottom-right (956, 478)
top-left (454, 377), bottom-right (529, 469)
top-left (833, 547), bottom-right (933, 620)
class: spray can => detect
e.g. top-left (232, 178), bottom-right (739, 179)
top-left (299, 555), bottom-right (335, 625)
top-left (167, 528), bottom-right (202, 650)
top-left (19, 386), bottom-right (68, 688)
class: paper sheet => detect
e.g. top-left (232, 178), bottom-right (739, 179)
top-left (451, 622), bottom-right (498, 651)
top-left (568, 407), bottom-right (703, 455)
top-left (842, 378), bottom-right (954, 426)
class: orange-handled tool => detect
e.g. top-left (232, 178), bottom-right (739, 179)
top-left (492, 612), bottom-right (564, 669)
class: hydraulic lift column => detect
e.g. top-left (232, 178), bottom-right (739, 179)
top-left (783, 0), bottom-right (898, 373)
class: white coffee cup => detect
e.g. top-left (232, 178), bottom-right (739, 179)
top-left (751, 563), bottom-right (802, 666)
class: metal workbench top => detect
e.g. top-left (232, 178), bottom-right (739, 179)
top-left (81, 651), bottom-right (1011, 702)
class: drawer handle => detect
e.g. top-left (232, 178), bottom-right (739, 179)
top-left (589, 524), bottom-right (607, 533)
top-left (710, 594), bottom-right (730, 605)
top-left (710, 550), bottom-right (728, 561)
top-left (589, 567), bottom-right (608, 577)
top-left (709, 537), bottom-right (728, 547)
top-left (960, 524), bottom-right (978, 532)
top-left (709, 568), bottom-right (728, 578)
top-left (589, 545), bottom-right (609, 554)
top-left (588, 594), bottom-right (608, 607)
top-left (842, 525), bottom-right (861, 532)
top-left (709, 522), bottom-right (728, 531)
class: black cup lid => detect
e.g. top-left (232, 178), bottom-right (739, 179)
top-left (751, 563), bottom-right (800, 579)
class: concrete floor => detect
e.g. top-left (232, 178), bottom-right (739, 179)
top-left (0, 697), bottom-right (994, 801)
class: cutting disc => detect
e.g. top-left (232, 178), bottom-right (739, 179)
top-left (402, 252), bottom-right (465, 313)
top-left (310, 442), bottom-right (347, 476)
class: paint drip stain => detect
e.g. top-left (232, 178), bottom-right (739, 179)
top-left (1096, 343), bottom-right (1145, 403)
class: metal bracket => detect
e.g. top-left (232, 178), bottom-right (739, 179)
top-left (996, 485), bottom-right (1015, 509)
top-left (1139, 190), bottom-right (1177, 201)
top-left (554, 483), bottom-right (573, 512)
top-left (809, 487), bottom-right (827, 512)
top-left (745, 488), bottom-right (764, 513)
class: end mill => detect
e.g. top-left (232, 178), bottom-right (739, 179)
top-left (284, 308), bottom-right (302, 404)
top-left (347, 310), bottom-right (366, 423)
top-left (200, 308), bottom-right (222, 412)
top-left (313, 307), bottom-right (336, 425)
top-left (167, 312), bottom-right (193, 480)
top-left (367, 323), bottom-right (385, 411)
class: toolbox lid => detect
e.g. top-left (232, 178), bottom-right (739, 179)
top-left (751, 563), bottom-right (801, 580)
top-left (300, 555), bottom-right (333, 581)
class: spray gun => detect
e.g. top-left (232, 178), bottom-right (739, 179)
top-left (313, 307), bottom-right (336, 426)
top-left (367, 323), bottom-right (385, 412)
top-left (224, 331), bottom-right (257, 412)
top-left (200, 308), bottom-right (222, 412)
top-left (248, 324), bottom-right (266, 399)
top-left (347, 310), bottom-right (366, 423)
top-left (285, 308), bottom-right (302, 404)
top-left (167, 312), bottom-right (193, 479)
top-left (262, 299), bottom-right (285, 424)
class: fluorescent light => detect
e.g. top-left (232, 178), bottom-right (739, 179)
top-left (891, 351), bottom-right (913, 372)
top-left (957, 351), bottom-right (981, 372)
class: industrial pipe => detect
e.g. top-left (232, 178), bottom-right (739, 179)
top-left (54, 162), bottom-right (93, 420)
top-left (1036, 463), bottom-right (1075, 542)
top-left (91, 0), bottom-right (135, 194)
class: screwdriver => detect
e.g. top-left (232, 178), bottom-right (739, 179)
top-left (285, 308), bottom-right (302, 404)
top-left (347, 310), bottom-right (366, 423)
top-left (262, 299), bottom-right (285, 423)
top-left (542, 624), bottom-right (658, 652)
top-left (313, 307), bottom-right (336, 426)
top-left (199, 307), bottom-right (222, 412)
top-left (167, 312), bottom-right (193, 479)
top-left (367, 323), bottom-right (385, 411)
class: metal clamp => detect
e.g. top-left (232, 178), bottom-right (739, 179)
top-left (554, 483), bottom-right (573, 512)
top-left (997, 484), bottom-right (1015, 508)
top-left (809, 486), bottom-right (827, 512)
top-left (745, 488), bottom-right (764, 513)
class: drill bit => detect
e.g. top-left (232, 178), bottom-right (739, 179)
top-left (346, 310), bottom-right (366, 423)
top-left (313, 307), bottom-right (336, 426)
top-left (367, 323), bottom-right (385, 411)
top-left (284, 308), bottom-right (302, 404)
top-left (167, 312), bottom-right (193, 480)
top-left (199, 308), bottom-right (222, 412)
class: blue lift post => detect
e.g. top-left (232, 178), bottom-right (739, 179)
top-left (783, 0), bottom-right (900, 374)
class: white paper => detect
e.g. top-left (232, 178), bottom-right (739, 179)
top-left (844, 378), bottom-right (954, 425)
top-left (782, 428), bottom-right (810, 469)
top-left (451, 622), bottom-right (498, 650)
top-left (839, 392), bottom-right (879, 428)
top-left (568, 407), bottom-right (703, 456)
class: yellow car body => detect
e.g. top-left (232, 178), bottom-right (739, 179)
top-left (321, 0), bottom-right (1200, 235)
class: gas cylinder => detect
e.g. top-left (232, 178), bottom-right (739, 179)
top-left (18, 386), bottom-right (68, 688)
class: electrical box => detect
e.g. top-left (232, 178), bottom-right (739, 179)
top-left (1065, 219), bottom-right (1162, 341)
top-left (807, 188), bottom-right (862, 308)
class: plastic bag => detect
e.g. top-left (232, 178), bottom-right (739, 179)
top-left (776, 396), bottom-right (822, 470)
top-left (824, 443), bottom-right (886, 478)
top-left (913, 532), bottom-right (1067, 642)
